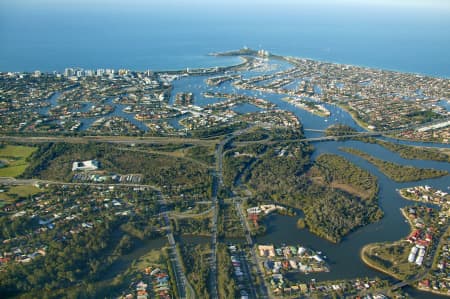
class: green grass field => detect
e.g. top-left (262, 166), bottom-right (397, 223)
top-left (8, 185), bottom-right (42, 197)
top-left (0, 145), bottom-right (37, 177)
top-left (0, 185), bottom-right (42, 205)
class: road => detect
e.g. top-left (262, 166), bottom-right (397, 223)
top-left (158, 194), bottom-right (195, 299)
top-left (216, 125), bottom-right (271, 298)
top-left (208, 127), bottom-right (255, 299)
top-left (234, 131), bottom-right (383, 146)
top-left (1, 122), bottom-right (441, 152)
top-left (208, 129), bottom-right (247, 298)
top-left (207, 139), bottom-right (227, 299)
top-left (0, 177), bottom-right (161, 190)
top-left (169, 206), bottom-right (214, 219)
top-left (235, 199), bottom-right (269, 299)
top-left (0, 135), bottom-right (218, 146)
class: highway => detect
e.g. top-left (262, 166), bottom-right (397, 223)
top-left (207, 174), bottom-right (219, 299)
top-left (208, 139), bottom-right (227, 299)
top-left (211, 125), bottom-right (273, 298)
top-left (208, 128), bottom-right (250, 299)
top-left (0, 177), bottom-right (161, 190)
top-left (0, 123), bottom-right (437, 151)
top-left (158, 194), bottom-right (195, 299)
top-left (235, 199), bottom-right (269, 299)
top-left (234, 131), bottom-right (383, 146)
top-left (0, 135), bottom-right (218, 146)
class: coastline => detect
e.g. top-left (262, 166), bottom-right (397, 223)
top-left (153, 56), bottom-right (249, 76)
top-left (360, 244), bottom-right (404, 281)
top-left (211, 49), bottom-right (450, 79)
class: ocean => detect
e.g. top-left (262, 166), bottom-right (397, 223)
top-left (0, 0), bottom-right (449, 77)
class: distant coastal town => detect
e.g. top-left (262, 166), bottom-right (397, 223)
top-left (0, 48), bottom-right (448, 142)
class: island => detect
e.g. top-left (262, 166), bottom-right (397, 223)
top-left (340, 147), bottom-right (448, 182)
top-left (281, 97), bottom-right (331, 117)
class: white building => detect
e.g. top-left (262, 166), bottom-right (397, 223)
top-left (408, 246), bottom-right (418, 263)
top-left (72, 160), bottom-right (100, 171)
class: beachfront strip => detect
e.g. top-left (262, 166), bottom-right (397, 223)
top-left (1, 49), bottom-right (449, 142)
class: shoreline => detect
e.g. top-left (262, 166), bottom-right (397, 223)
top-left (282, 97), bottom-right (331, 118)
top-left (360, 208), bottom-right (450, 297)
top-left (398, 191), bottom-right (423, 204)
top-left (335, 103), bottom-right (371, 132)
top-left (400, 206), bottom-right (415, 228)
top-left (398, 187), bottom-right (449, 206)
top-left (416, 286), bottom-right (450, 297)
top-left (360, 208), bottom-right (412, 280)
top-left (8, 48), bottom-right (448, 81)
top-left (359, 244), bottom-right (404, 281)
top-left (211, 49), bottom-right (450, 79)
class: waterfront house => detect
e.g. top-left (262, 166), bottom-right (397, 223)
top-left (258, 245), bottom-right (276, 257)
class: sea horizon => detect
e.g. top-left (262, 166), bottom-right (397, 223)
top-left (1, 0), bottom-right (449, 77)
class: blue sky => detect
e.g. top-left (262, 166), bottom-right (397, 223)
top-left (2, 0), bottom-right (449, 19)
top-left (2, 0), bottom-right (450, 9)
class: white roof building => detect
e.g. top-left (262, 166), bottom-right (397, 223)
top-left (72, 160), bottom-right (99, 171)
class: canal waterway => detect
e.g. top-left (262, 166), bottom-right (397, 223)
top-left (39, 92), bottom-right (150, 132)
